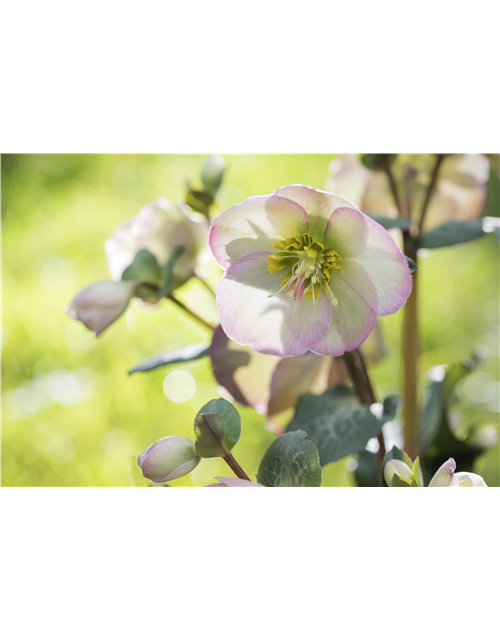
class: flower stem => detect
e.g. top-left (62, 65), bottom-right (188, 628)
top-left (418, 153), bottom-right (445, 231)
top-left (343, 350), bottom-right (386, 463)
top-left (401, 247), bottom-right (419, 459)
top-left (384, 160), bottom-right (406, 218)
top-left (167, 293), bottom-right (215, 331)
top-left (222, 451), bottom-right (251, 481)
top-left (196, 274), bottom-right (217, 297)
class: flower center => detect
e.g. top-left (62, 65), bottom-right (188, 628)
top-left (266, 233), bottom-right (343, 311)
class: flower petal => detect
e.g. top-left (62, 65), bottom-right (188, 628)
top-left (324, 207), bottom-right (412, 316)
top-left (209, 325), bottom-right (280, 413)
top-left (311, 275), bottom-right (376, 356)
top-left (209, 194), bottom-right (308, 269)
top-left (213, 477), bottom-right (264, 487)
top-left (267, 352), bottom-right (325, 417)
top-left (325, 155), bottom-right (372, 209)
top-left (274, 184), bottom-right (358, 240)
top-left (455, 472), bottom-right (488, 487)
top-left (428, 458), bottom-right (459, 487)
top-left (216, 252), bottom-right (332, 357)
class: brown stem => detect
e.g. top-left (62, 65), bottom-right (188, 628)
top-left (384, 161), bottom-right (406, 218)
top-left (343, 350), bottom-right (386, 463)
top-left (222, 451), bottom-right (251, 481)
top-left (418, 153), bottom-right (445, 232)
top-left (402, 247), bottom-right (419, 459)
top-left (167, 293), bottom-right (215, 331)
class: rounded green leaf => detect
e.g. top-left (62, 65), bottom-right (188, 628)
top-left (194, 398), bottom-right (242, 457)
top-left (257, 430), bottom-right (322, 487)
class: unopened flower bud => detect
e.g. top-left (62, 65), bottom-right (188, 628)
top-left (428, 458), bottom-right (458, 487)
top-left (138, 436), bottom-right (200, 483)
top-left (455, 472), bottom-right (488, 487)
top-left (66, 280), bottom-right (135, 336)
top-left (384, 459), bottom-right (413, 487)
top-left (201, 155), bottom-right (226, 196)
top-left (104, 198), bottom-right (209, 289)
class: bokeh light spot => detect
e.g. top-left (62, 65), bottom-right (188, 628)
top-left (163, 370), bottom-right (196, 403)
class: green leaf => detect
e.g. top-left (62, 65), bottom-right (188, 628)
top-left (186, 189), bottom-right (214, 216)
top-left (156, 245), bottom-right (186, 300)
top-left (413, 219), bottom-right (486, 249)
top-left (405, 255), bottom-right (418, 273)
top-left (128, 342), bottom-right (209, 375)
top-left (412, 456), bottom-right (424, 487)
top-left (391, 474), bottom-right (413, 487)
top-left (195, 413), bottom-right (227, 458)
top-left (360, 154), bottom-right (397, 171)
top-left (354, 449), bottom-right (380, 487)
top-left (121, 249), bottom-right (162, 284)
top-left (257, 430), bottom-right (322, 487)
top-left (285, 385), bottom-right (382, 466)
top-left (382, 394), bottom-right (401, 423)
top-left (381, 445), bottom-right (414, 487)
top-left (194, 398), bottom-right (241, 457)
top-left (368, 215), bottom-right (412, 231)
top-left (420, 380), bottom-right (444, 450)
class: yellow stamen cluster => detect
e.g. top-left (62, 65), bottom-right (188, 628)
top-left (266, 233), bottom-right (343, 309)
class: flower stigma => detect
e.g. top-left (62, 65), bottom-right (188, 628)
top-left (266, 233), bottom-right (342, 311)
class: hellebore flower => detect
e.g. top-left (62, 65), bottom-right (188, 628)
top-left (327, 154), bottom-right (490, 231)
top-left (138, 435), bottom-right (201, 483)
top-left (209, 185), bottom-right (412, 357)
top-left (105, 197), bottom-right (209, 289)
top-left (66, 280), bottom-right (136, 336)
top-left (428, 458), bottom-right (487, 487)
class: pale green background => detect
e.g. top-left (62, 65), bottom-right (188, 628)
top-left (1, 154), bottom-right (498, 486)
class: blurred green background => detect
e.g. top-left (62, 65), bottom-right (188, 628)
top-left (1, 154), bottom-right (499, 486)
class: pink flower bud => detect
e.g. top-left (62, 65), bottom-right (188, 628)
top-left (205, 476), bottom-right (263, 487)
top-left (138, 436), bottom-right (200, 483)
top-left (66, 280), bottom-right (135, 336)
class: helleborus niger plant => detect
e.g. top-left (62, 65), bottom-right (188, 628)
top-left (209, 185), bottom-right (412, 357)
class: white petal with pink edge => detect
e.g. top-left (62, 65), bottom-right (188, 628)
top-left (311, 275), bottom-right (376, 356)
top-left (324, 207), bottom-right (412, 316)
top-left (274, 184), bottom-right (358, 240)
top-left (209, 194), bottom-right (308, 270)
top-left (216, 252), bottom-right (332, 357)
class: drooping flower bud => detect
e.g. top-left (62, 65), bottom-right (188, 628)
top-left (138, 436), bottom-right (201, 483)
top-left (66, 280), bottom-right (136, 336)
top-left (383, 459), bottom-right (414, 487)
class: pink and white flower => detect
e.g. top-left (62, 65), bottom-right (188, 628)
top-left (105, 197), bottom-right (209, 288)
top-left (209, 185), bottom-right (412, 357)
